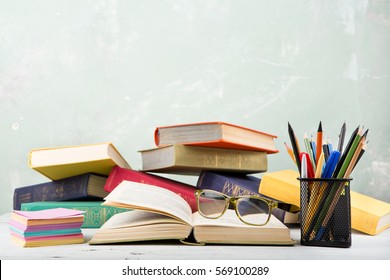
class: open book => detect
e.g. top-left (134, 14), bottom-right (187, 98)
top-left (89, 181), bottom-right (295, 245)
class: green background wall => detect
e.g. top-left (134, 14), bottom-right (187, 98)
top-left (1, 0), bottom-right (389, 215)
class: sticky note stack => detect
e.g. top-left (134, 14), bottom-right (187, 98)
top-left (9, 208), bottom-right (85, 247)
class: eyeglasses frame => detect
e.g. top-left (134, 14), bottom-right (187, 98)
top-left (194, 189), bottom-right (279, 226)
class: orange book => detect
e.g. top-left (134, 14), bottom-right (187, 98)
top-left (154, 121), bottom-right (279, 154)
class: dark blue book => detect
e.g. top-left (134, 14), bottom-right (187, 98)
top-left (13, 173), bottom-right (108, 210)
top-left (196, 171), bottom-right (299, 224)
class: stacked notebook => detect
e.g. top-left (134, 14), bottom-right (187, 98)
top-left (9, 208), bottom-right (85, 247)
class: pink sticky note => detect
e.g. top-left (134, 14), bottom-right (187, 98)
top-left (13, 208), bottom-right (85, 220)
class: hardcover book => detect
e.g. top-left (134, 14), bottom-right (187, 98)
top-left (89, 181), bottom-right (295, 245)
top-left (13, 173), bottom-right (108, 210)
top-left (259, 169), bottom-right (390, 235)
top-left (20, 201), bottom-right (129, 228)
top-left (154, 121), bottom-right (279, 154)
top-left (104, 166), bottom-right (197, 212)
top-left (196, 171), bottom-right (299, 224)
top-left (28, 142), bottom-right (131, 180)
top-left (139, 144), bottom-right (268, 175)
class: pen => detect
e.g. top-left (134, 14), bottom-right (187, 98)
top-left (301, 152), bottom-right (324, 236)
top-left (300, 152), bottom-right (315, 179)
top-left (327, 137), bottom-right (333, 153)
top-left (322, 151), bottom-right (341, 179)
top-left (307, 150), bottom-right (341, 239)
top-left (322, 144), bottom-right (330, 163)
top-left (301, 153), bottom-right (308, 179)
top-left (314, 130), bottom-right (363, 240)
top-left (310, 135), bottom-right (316, 163)
top-left (304, 132), bottom-right (316, 173)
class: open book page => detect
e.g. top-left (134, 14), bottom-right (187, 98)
top-left (192, 209), bottom-right (287, 229)
top-left (102, 181), bottom-right (193, 226)
top-left (89, 210), bottom-right (193, 245)
top-left (191, 210), bottom-right (294, 244)
top-left (100, 210), bottom-right (189, 229)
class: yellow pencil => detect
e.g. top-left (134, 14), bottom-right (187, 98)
top-left (284, 141), bottom-right (295, 163)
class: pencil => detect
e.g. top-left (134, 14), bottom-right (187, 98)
top-left (312, 128), bottom-right (363, 240)
top-left (337, 122), bottom-right (346, 153)
top-left (315, 137), bottom-right (365, 240)
top-left (288, 122), bottom-right (301, 174)
top-left (284, 142), bottom-right (296, 163)
top-left (332, 125), bottom-right (359, 178)
top-left (315, 121), bottom-right (323, 166)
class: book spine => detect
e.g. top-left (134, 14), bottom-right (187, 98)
top-left (104, 167), bottom-right (198, 212)
top-left (21, 202), bottom-right (128, 228)
top-left (176, 146), bottom-right (268, 171)
top-left (196, 172), bottom-right (260, 196)
top-left (13, 174), bottom-right (94, 210)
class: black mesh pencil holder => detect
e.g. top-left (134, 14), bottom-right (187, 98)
top-left (298, 178), bottom-right (352, 248)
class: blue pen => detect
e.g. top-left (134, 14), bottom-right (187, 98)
top-left (313, 150), bottom-right (341, 241)
top-left (321, 151), bottom-right (340, 178)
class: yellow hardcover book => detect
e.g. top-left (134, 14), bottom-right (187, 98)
top-left (139, 144), bottom-right (268, 175)
top-left (350, 191), bottom-right (390, 235)
top-left (259, 170), bottom-right (300, 207)
top-left (259, 170), bottom-right (390, 235)
top-left (28, 142), bottom-right (131, 180)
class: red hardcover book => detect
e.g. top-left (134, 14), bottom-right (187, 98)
top-left (104, 166), bottom-right (197, 212)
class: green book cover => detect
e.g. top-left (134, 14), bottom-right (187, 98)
top-left (20, 201), bottom-right (129, 228)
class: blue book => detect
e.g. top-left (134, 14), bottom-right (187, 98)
top-left (196, 171), bottom-right (299, 224)
top-left (13, 173), bottom-right (108, 210)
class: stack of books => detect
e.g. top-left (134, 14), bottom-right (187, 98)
top-left (140, 121), bottom-right (298, 222)
top-left (101, 122), bottom-right (298, 222)
top-left (9, 208), bottom-right (85, 247)
top-left (89, 121), bottom-right (297, 245)
top-left (12, 142), bottom-right (131, 228)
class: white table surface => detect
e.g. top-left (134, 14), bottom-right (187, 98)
top-left (1, 213), bottom-right (389, 260)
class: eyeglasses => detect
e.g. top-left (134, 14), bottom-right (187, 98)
top-left (194, 189), bottom-right (278, 226)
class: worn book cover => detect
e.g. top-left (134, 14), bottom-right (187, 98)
top-left (13, 173), bottom-right (108, 210)
top-left (28, 142), bottom-right (131, 180)
top-left (154, 121), bottom-right (279, 154)
top-left (104, 166), bottom-right (197, 212)
top-left (139, 144), bottom-right (268, 175)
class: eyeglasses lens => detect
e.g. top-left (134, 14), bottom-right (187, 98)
top-left (236, 198), bottom-right (270, 225)
top-left (198, 191), bottom-right (228, 218)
